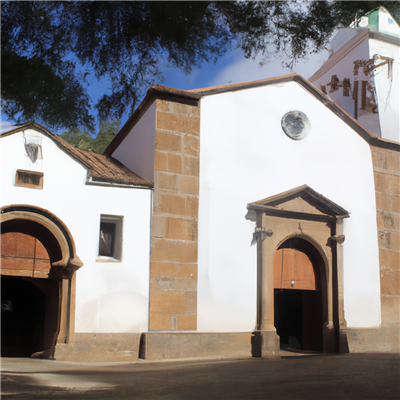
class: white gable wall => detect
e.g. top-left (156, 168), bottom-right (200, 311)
top-left (378, 9), bottom-right (400, 36)
top-left (311, 30), bottom-right (399, 142)
top-left (369, 38), bottom-right (400, 142)
top-left (311, 35), bottom-right (383, 135)
top-left (112, 101), bottom-right (157, 182)
top-left (1, 130), bottom-right (152, 333)
top-left (197, 82), bottom-right (380, 332)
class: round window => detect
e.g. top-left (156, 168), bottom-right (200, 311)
top-left (281, 111), bottom-right (311, 140)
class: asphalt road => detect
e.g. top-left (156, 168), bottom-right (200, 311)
top-left (1, 353), bottom-right (400, 399)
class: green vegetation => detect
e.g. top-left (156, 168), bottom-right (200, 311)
top-left (2, 1), bottom-right (398, 132)
top-left (60, 121), bottom-right (119, 154)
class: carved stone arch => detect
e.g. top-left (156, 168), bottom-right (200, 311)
top-left (1, 204), bottom-right (83, 270)
top-left (1, 205), bottom-right (83, 358)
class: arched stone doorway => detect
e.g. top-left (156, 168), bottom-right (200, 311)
top-left (247, 185), bottom-right (350, 357)
top-left (1, 205), bottom-right (83, 358)
top-left (273, 237), bottom-right (325, 351)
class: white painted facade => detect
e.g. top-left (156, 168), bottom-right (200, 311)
top-left (107, 79), bottom-right (382, 332)
top-left (369, 37), bottom-right (400, 142)
top-left (195, 81), bottom-right (381, 331)
top-left (310, 8), bottom-right (400, 142)
top-left (1, 129), bottom-right (152, 333)
top-left (113, 102), bottom-right (157, 183)
top-left (3, 8), bottom-right (396, 349)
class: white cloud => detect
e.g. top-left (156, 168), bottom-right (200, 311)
top-left (206, 47), bottom-right (330, 88)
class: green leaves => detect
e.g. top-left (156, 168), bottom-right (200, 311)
top-left (60, 121), bottom-right (120, 154)
top-left (2, 1), bottom-right (398, 131)
top-left (1, 52), bottom-right (95, 132)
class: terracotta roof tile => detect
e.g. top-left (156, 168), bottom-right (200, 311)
top-left (70, 147), bottom-right (153, 187)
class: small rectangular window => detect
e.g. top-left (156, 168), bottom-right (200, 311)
top-left (15, 169), bottom-right (43, 189)
top-left (97, 215), bottom-right (123, 262)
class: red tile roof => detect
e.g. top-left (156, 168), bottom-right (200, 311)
top-left (1, 122), bottom-right (153, 187)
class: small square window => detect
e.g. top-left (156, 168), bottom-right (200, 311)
top-left (97, 215), bottom-right (123, 262)
top-left (15, 169), bottom-right (43, 189)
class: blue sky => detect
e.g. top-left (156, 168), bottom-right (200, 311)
top-left (1, 41), bottom-right (330, 135)
top-left (162, 46), bottom-right (330, 90)
top-left (94, 44), bottom-right (330, 128)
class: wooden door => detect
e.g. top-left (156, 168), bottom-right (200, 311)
top-left (274, 248), bottom-right (317, 290)
top-left (1, 232), bottom-right (51, 278)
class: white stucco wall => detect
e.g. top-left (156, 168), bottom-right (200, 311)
top-left (312, 29), bottom-right (399, 143)
top-left (311, 35), bottom-right (383, 134)
top-left (112, 101), bottom-right (156, 182)
top-left (196, 81), bottom-right (380, 332)
top-left (369, 38), bottom-right (400, 142)
top-left (1, 130), bottom-right (152, 333)
top-left (378, 9), bottom-right (400, 37)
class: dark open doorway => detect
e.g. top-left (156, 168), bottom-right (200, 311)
top-left (1, 276), bottom-right (61, 357)
top-left (1, 277), bottom-right (46, 357)
top-left (274, 289), bottom-right (323, 351)
top-left (273, 238), bottom-right (325, 352)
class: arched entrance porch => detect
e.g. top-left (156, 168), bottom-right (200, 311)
top-left (1, 205), bottom-right (83, 358)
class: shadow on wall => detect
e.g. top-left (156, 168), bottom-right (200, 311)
top-left (75, 291), bottom-right (148, 333)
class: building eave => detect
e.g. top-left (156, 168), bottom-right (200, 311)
top-left (105, 72), bottom-right (400, 158)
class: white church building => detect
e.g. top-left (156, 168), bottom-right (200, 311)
top-left (1, 7), bottom-right (399, 360)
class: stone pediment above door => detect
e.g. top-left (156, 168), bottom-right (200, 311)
top-left (247, 185), bottom-right (349, 221)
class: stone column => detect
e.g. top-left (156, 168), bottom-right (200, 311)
top-left (372, 147), bottom-right (400, 327)
top-left (258, 213), bottom-right (280, 357)
top-left (149, 98), bottom-right (200, 331)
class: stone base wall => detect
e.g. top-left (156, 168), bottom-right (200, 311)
top-left (140, 332), bottom-right (252, 360)
top-left (53, 327), bottom-right (399, 362)
top-left (371, 146), bottom-right (400, 328)
top-left (53, 333), bottom-right (141, 362)
top-left (346, 326), bottom-right (399, 353)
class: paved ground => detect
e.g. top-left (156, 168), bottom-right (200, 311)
top-left (1, 352), bottom-right (399, 399)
